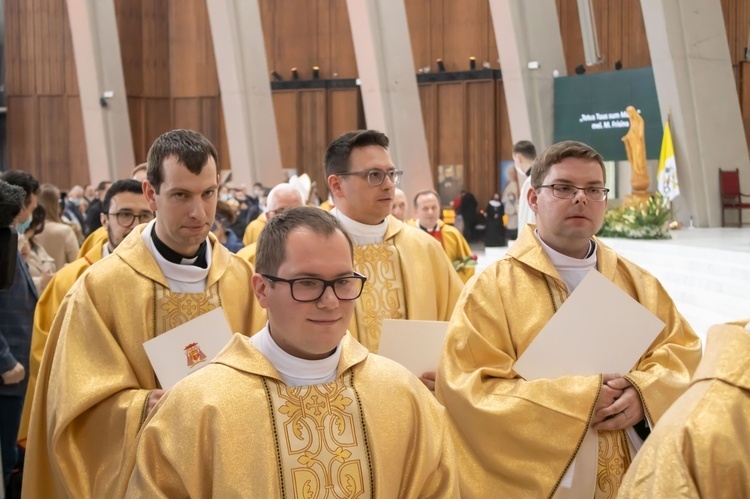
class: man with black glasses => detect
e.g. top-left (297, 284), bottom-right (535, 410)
top-left (17, 179), bottom-right (153, 449)
top-left (121, 206), bottom-right (458, 497)
top-left (24, 130), bottom-right (265, 499)
top-left (436, 140), bottom-right (702, 498)
top-left (325, 130), bottom-right (463, 390)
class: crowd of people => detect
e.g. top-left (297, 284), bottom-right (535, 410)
top-left (0, 129), bottom-right (746, 498)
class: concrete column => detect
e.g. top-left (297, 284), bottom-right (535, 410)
top-left (345, 0), bottom-right (433, 196)
top-left (206, 0), bottom-right (284, 186)
top-left (641, 0), bottom-right (750, 227)
top-left (489, 0), bottom-right (567, 149)
top-left (66, 0), bottom-right (135, 182)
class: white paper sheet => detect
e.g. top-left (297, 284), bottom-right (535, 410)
top-left (143, 307), bottom-right (234, 390)
top-left (513, 269), bottom-right (665, 381)
top-left (377, 319), bottom-right (449, 375)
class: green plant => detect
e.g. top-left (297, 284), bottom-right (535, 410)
top-left (598, 194), bottom-right (672, 239)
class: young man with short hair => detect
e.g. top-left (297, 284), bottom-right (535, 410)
top-left (122, 207), bottom-right (458, 497)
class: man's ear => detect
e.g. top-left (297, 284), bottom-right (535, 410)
top-left (251, 273), bottom-right (269, 309)
top-left (528, 186), bottom-right (539, 214)
top-left (327, 174), bottom-right (344, 198)
top-left (143, 180), bottom-right (158, 212)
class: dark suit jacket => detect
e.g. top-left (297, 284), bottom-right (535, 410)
top-left (0, 253), bottom-right (38, 396)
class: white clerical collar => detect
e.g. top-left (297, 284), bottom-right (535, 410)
top-left (331, 208), bottom-right (388, 245)
top-left (141, 219), bottom-right (212, 292)
top-left (102, 242), bottom-right (111, 259)
top-left (535, 230), bottom-right (597, 293)
top-left (249, 324), bottom-right (341, 387)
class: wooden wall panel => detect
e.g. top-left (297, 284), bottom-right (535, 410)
top-left (442, 0), bottom-right (490, 72)
top-left (116, 0), bottom-right (145, 97)
top-left (7, 97), bottom-right (38, 170)
top-left (406, 0), bottom-right (432, 71)
top-left (173, 98), bottom-right (203, 132)
top-left (169, 0), bottom-right (219, 97)
top-left (63, 3), bottom-right (78, 95)
top-left (35, 0), bottom-right (66, 95)
top-left (66, 96), bottom-right (90, 185)
top-left (298, 90), bottom-right (328, 190)
top-left (6, 0), bottom-right (36, 95)
top-left (418, 84), bottom-right (437, 178)
top-left (141, 0), bottom-right (170, 98)
top-left (465, 82), bottom-right (496, 204)
top-left (328, 89), bottom-right (360, 140)
top-left (144, 98), bottom-right (173, 148)
top-left (128, 98), bottom-right (146, 161)
top-left (37, 97), bottom-right (67, 185)
top-left (273, 91), bottom-right (300, 174)
top-left (258, 0), bottom-right (275, 72)
top-left (496, 80), bottom-right (514, 164)
top-left (217, 101), bottom-right (231, 172)
top-left (272, 0), bottom-right (319, 80)
top-left (327, 0), bottom-right (357, 79)
top-left (436, 83), bottom-right (465, 167)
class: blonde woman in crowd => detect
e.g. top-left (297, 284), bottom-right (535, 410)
top-left (33, 183), bottom-right (80, 269)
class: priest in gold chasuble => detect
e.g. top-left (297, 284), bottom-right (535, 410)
top-left (121, 207), bottom-right (458, 498)
top-left (619, 319), bottom-right (750, 498)
top-left (23, 131), bottom-right (265, 499)
top-left (436, 142), bottom-right (701, 498)
top-left (325, 131), bottom-right (462, 370)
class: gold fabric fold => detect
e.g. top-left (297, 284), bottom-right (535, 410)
top-left (407, 219), bottom-right (476, 283)
top-left (18, 239), bottom-right (106, 446)
top-left (436, 225), bottom-right (702, 498)
top-left (348, 216), bottom-right (463, 353)
top-left (121, 333), bottom-right (458, 498)
top-left (619, 319), bottom-right (750, 498)
top-left (23, 227), bottom-right (265, 499)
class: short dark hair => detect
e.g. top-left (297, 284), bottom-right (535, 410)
top-left (513, 140), bottom-right (537, 160)
top-left (96, 181), bottom-right (112, 192)
top-left (530, 141), bottom-right (606, 189)
top-left (103, 179), bottom-right (144, 213)
top-left (413, 189), bottom-right (440, 208)
top-left (324, 129), bottom-right (389, 177)
top-left (255, 206), bottom-right (354, 275)
top-left (0, 170), bottom-right (40, 207)
top-left (215, 200), bottom-right (237, 224)
top-left (147, 129), bottom-right (218, 193)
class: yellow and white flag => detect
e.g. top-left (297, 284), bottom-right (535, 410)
top-left (657, 121), bottom-right (680, 201)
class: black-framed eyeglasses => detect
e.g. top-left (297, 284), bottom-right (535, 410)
top-left (537, 184), bottom-right (610, 201)
top-left (336, 169), bottom-right (403, 186)
top-left (261, 272), bottom-right (367, 302)
top-left (106, 211), bottom-right (155, 227)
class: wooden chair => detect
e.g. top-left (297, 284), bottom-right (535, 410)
top-left (719, 169), bottom-right (750, 227)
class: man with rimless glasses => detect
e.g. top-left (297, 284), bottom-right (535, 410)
top-left (437, 141), bottom-right (701, 498)
top-left (122, 207), bottom-right (458, 497)
top-left (325, 130), bottom-right (463, 391)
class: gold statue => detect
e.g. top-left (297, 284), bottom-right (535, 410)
top-left (622, 106), bottom-right (652, 206)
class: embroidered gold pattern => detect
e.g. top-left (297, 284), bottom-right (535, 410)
top-left (352, 242), bottom-right (405, 352)
top-left (595, 430), bottom-right (631, 498)
top-left (154, 283), bottom-right (220, 335)
top-left (267, 377), bottom-right (372, 499)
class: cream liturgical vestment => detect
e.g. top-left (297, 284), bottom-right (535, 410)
top-left (22, 223), bottom-right (265, 499)
top-left (121, 333), bottom-right (458, 498)
top-left (333, 211), bottom-right (463, 353)
top-left (619, 319), bottom-right (750, 498)
top-left (435, 225), bottom-right (702, 498)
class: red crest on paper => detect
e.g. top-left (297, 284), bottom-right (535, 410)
top-left (184, 342), bottom-right (207, 368)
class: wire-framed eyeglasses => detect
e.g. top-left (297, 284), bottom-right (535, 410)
top-left (537, 184), bottom-right (609, 201)
top-left (261, 272), bottom-right (367, 302)
top-left (106, 211), bottom-right (155, 227)
top-left (336, 169), bottom-right (403, 186)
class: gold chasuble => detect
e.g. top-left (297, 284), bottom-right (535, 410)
top-left (242, 212), bottom-right (267, 246)
top-left (17, 238), bottom-right (107, 446)
top-left (76, 225), bottom-right (107, 259)
top-left (236, 240), bottom-right (257, 266)
top-left (22, 226), bottom-right (266, 499)
top-left (348, 216), bottom-right (463, 353)
top-left (407, 219), bottom-right (475, 283)
top-left (620, 319), bottom-right (750, 498)
top-left (436, 225), bottom-right (702, 499)
top-left (121, 333), bottom-right (458, 498)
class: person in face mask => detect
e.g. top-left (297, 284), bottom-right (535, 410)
top-left (0, 169), bottom-right (40, 485)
